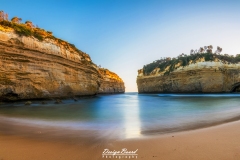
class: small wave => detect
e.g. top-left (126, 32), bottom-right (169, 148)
top-left (158, 93), bottom-right (240, 98)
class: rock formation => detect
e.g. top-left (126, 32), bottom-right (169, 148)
top-left (0, 25), bottom-right (124, 101)
top-left (98, 68), bottom-right (124, 94)
top-left (137, 54), bottom-right (240, 93)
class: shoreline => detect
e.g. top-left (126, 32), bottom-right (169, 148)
top-left (141, 114), bottom-right (240, 135)
top-left (0, 92), bottom-right (126, 103)
top-left (112, 120), bottom-right (240, 160)
top-left (1, 111), bottom-right (240, 139)
top-left (1, 119), bottom-right (240, 159)
top-left (3, 91), bottom-right (239, 103)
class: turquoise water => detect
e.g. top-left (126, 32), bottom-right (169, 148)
top-left (0, 93), bottom-right (240, 139)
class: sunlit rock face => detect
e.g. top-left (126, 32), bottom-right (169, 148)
top-left (137, 61), bottom-right (240, 93)
top-left (0, 30), bottom-right (124, 101)
top-left (98, 68), bottom-right (125, 93)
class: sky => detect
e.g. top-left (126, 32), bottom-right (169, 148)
top-left (1, 0), bottom-right (240, 92)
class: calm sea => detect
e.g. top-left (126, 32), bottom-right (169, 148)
top-left (0, 92), bottom-right (240, 139)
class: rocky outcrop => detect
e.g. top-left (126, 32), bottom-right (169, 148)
top-left (0, 29), bottom-right (124, 101)
top-left (98, 68), bottom-right (125, 93)
top-left (137, 61), bottom-right (240, 93)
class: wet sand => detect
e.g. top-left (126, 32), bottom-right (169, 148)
top-left (1, 120), bottom-right (240, 160)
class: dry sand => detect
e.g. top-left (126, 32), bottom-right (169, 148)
top-left (1, 120), bottom-right (240, 160)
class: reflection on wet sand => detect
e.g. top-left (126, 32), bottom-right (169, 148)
top-left (121, 95), bottom-right (141, 139)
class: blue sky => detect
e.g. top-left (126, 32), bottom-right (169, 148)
top-left (1, 0), bottom-right (240, 91)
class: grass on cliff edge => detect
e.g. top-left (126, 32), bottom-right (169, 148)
top-left (0, 20), bottom-right (86, 56)
top-left (143, 52), bottom-right (240, 76)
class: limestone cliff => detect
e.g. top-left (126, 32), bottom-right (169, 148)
top-left (137, 59), bottom-right (240, 93)
top-left (98, 68), bottom-right (125, 93)
top-left (0, 26), bottom-right (124, 101)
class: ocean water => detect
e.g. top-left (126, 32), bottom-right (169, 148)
top-left (0, 92), bottom-right (240, 139)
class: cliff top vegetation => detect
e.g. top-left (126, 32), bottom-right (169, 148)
top-left (142, 45), bottom-right (240, 76)
top-left (0, 10), bottom-right (87, 57)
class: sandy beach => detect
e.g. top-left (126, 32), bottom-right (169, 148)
top-left (1, 120), bottom-right (240, 160)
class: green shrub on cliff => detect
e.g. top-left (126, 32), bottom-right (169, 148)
top-left (0, 10), bottom-right (88, 63)
top-left (0, 20), bottom-right (84, 54)
top-left (143, 52), bottom-right (240, 75)
top-left (0, 20), bottom-right (29, 36)
top-left (0, 20), bottom-right (45, 41)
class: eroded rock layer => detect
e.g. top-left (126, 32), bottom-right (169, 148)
top-left (137, 62), bottom-right (240, 93)
top-left (98, 68), bottom-right (125, 94)
top-left (0, 30), bottom-right (124, 101)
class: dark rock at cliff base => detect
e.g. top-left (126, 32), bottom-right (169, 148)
top-left (55, 99), bottom-right (62, 104)
top-left (25, 101), bottom-right (32, 105)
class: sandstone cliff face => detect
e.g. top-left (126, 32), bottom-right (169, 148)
top-left (0, 29), bottom-right (124, 101)
top-left (98, 68), bottom-right (125, 93)
top-left (137, 61), bottom-right (240, 93)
